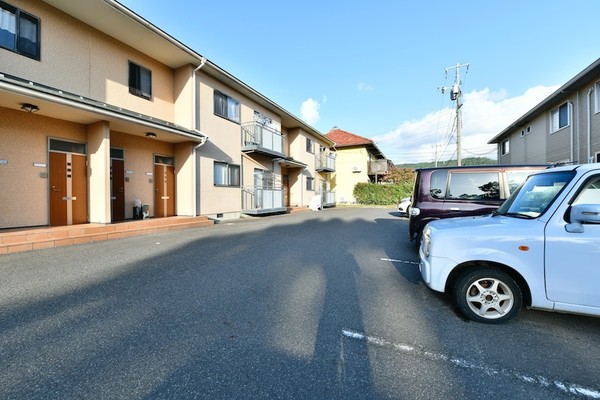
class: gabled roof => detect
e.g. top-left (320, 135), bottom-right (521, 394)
top-left (326, 128), bottom-right (374, 147)
top-left (488, 57), bottom-right (600, 144)
top-left (325, 128), bottom-right (387, 159)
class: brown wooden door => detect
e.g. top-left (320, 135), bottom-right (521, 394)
top-left (49, 152), bottom-right (67, 226)
top-left (154, 164), bottom-right (175, 218)
top-left (49, 152), bottom-right (87, 226)
top-left (111, 158), bottom-right (125, 222)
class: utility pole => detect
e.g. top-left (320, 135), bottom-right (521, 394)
top-left (440, 63), bottom-right (469, 166)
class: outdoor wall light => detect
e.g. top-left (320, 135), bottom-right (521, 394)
top-left (21, 103), bottom-right (39, 113)
top-left (145, 132), bottom-right (157, 138)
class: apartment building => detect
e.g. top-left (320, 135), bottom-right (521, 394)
top-left (0, 0), bottom-right (334, 231)
top-left (489, 58), bottom-right (600, 165)
top-left (325, 128), bottom-right (391, 204)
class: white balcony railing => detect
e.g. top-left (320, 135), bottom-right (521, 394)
top-left (242, 186), bottom-right (285, 214)
top-left (316, 153), bottom-right (335, 171)
top-left (241, 122), bottom-right (284, 156)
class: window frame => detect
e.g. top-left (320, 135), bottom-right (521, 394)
top-left (306, 138), bottom-right (315, 154)
top-left (213, 90), bottom-right (240, 123)
top-left (0, 1), bottom-right (40, 60)
top-left (128, 61), bottom-right (152, 100)
top-left (306, 176), bottom-right (315, 191)
top-left (500, 138), bottom-right (510, 156)
top-left (595, 81), bottom-right (600, 114)
top-left (214, 161), bottom-right (240, 187)
top-left (550, 102), bottom-right (570, 133)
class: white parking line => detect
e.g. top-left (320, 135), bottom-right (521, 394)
top-left (380, 257), bottom-right (419, 265)
top-left (341, 329), bottom-right (600, 399)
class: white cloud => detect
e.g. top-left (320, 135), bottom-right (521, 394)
top-left (300, 98), bottom-right (320, 125)
top-left (357, 82), bottom-right (373, 92)
top-left (372, 85), bottom-right (559, 164)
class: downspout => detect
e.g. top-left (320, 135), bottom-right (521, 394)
top-left (193, 58), bottom-right (207, 216)
top-left (587, 87), bottom-right (594, 163)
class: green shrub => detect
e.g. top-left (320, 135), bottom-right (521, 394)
top-left (353, 183), bottom-right (413, 205)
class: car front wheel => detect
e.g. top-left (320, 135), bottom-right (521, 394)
top-left (454, 268), bottom-right (522, 324)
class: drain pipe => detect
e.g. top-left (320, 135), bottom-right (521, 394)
top-left (193, 58), bottom-right (207, 216)
top-left (587, 87), bottom-right (594, 163)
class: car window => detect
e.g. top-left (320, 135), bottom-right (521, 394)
top-left (572, 176), bottom-right (600, 206)
top-left (430, 170), bottom-right (448, 200)
top-left (446, 172), bottom-right (500, 200)
top-left (506, 171), bottom-right (533, 195)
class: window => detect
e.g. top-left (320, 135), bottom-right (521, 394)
top-left (550, 102), bottom-right (569, 132)
top-left (0, 1), bottom-right (40, 60)
top-left (306, 176), bottom-right (314, 191)
top-left (306, 138), bottom-right (314, 154)
top-left (214, 162), bottom-right (240, 187)
top-left (501, 139), bottom-right (510, 156)
top-left (430, 170), bottom-right (448, 200)
top-left (447, 172), bottom-right (500, 200)
top-left (596, 82), bottom-right (600, 114)
top-left (129, 61), bottom-right (152, 100)
top-left (214, 90), bottom-right (240, 123)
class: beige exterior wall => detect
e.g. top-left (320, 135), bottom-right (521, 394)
top-left (195, 74), bottom-right (243, 217)
top-left (0, 107), bottom-right (86, 228)
top-left (331, 147), bottom-right (370, 204)
top-left (0, 0), bottom-right (177, 123)
top-left (1, 1), bottom-right (335, 227)
top-left (174, 142), bottom-right (196, 217)
top-left (87, 121), bottom-right (111, 224)
top-left (110, 132), bottom-right (174, 218)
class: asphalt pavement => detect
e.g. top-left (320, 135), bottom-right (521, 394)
top-left (1, 207), bottom-right (599, 399)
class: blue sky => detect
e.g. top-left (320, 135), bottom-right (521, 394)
top-left (119, 0), bottom-right (599, 163)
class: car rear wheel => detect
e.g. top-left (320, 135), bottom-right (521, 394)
top-left (454, 268), bottom-right (522, 324)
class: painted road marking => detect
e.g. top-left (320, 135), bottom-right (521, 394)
top-left (341, 329), bottom-right (600, 399)
top-left (380, 257), bottom-right (419, 265)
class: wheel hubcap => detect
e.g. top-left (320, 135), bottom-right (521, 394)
top-left (466, 278), bottom-right (514, 319)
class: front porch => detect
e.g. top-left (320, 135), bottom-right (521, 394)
top-left (0, 216), bottom-right (214, 254)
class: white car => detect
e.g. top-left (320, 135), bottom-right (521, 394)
top-left (398, 197), bottom-right (411, 216)
top-left (419, 164), bottom-right (600, 323)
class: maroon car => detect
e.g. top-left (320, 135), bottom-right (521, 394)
top-left (408, 164), bottom-right (547, 246)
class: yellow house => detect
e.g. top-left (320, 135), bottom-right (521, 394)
top-left (0, 0), bottom-right (334, 232)
top-left (326, 128), bottom-right (390, 204)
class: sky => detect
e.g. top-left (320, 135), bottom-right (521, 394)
top-left (119, 0), bottom-right (599, 164)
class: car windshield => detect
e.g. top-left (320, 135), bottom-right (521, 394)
top-left (496, 170), bottom-right (575, 219)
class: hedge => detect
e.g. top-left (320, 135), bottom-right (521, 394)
top-left (352, 182), bottom-right (413, 205)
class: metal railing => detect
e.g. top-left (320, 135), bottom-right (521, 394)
top-left (242, 186), bottom-right (285, 212)
top-left (316, 153), bottom-right (335, 171)
top-left (321, 190), bottom-right (336, 206)
top-left (241, 122), bottom-right (284, 155)
top-left (368, 159), bottom-right (389, 175)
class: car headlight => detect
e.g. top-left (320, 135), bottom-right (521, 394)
top-left (410, 207), bottom-right (420, 216)
top-left (422, 227), bottom-right (431, 258)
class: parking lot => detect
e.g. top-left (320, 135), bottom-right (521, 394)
top-left (1, 207), bottom-right (599, 399)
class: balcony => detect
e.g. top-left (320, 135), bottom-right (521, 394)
top-left (242, 186), bottom-right (287, 215)
top-left (241, 122), bottom-right (285, 158)
top-left (321, 191), bottom-right (336, 207)
top-left (368, 159), bottom-right (389, 175)
top-left (316, 153), bottom-right (335, 172)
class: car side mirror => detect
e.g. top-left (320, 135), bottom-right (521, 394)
top-left (565, 203), bottom-right (600, 233)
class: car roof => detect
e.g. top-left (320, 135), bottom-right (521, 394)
top-left (414, 164), bottom-right (548, 172)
